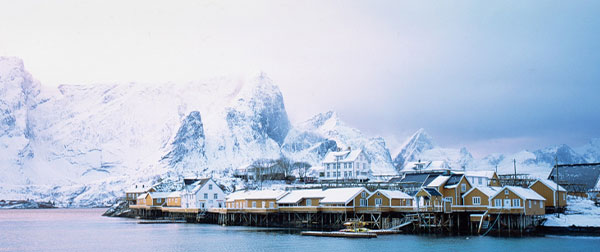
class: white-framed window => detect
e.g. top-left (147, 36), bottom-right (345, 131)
top-left (505, 190), bottom-right (509, 195)
top-left (214, 193), bottom-right (218, 199)
top-left (344, 171), bottom-right (347, 177)
top-left (349, 172), bottom-right (352, 177)
top-left (349, 163), bottom-right (353, 168)
top-left (252, 201), bottom-right (256, 208)
top-left (478, 177), bottom-right (483, 185)
top-left (461, 184), bottom-right (467, 192)
top-left (270, 202), bottom-right (274, 208)
top-left (326, 172), bottom-right (330, 177)
top-left (472, 197), bottom-right (481, 205)
top-left (157, 198), bottom-right (161, 203)
top-left (360, 198), bottom-right (367, 206)
top-left (262, 201), bottom-right (266, 208)
top-left (529, 200), bottom-right (532, 208)
top-left (540, 201), bottom-right (543, 208)
top-left (512, 199), bottom-right (520, 207)
top-left (361, 192), bottom-right (366, 198)
top-left (495, 199), bottom-right (502, 207)
top-left (204, 193), bottom-right (208, 199)
top-left (563, 194), bottom-right (566, 200)
top-left (306, 199), bottom-right (312, 206)
top-left (209, 184), bottom-right (213, 190)
top-left (375, 198), bottom-right (383, 206)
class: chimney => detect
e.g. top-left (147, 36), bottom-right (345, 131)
top-left (135, 185), bottom-right (138, 189)
top-left (142, 185), bottom-right (145, 188)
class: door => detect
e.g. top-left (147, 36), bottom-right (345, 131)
top-left (503, 199), bottom-right (511, 208)
top-left (444, 200), bottom-right (452, 213)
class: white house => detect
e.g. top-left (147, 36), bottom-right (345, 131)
top-left (320, 148), bottom-right (370, 181)
top-left (181, 178), bottom-right (226, 209)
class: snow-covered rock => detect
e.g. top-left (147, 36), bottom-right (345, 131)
top-left (544, 196), bottom-right (600, 227)
top-left (282, 111), bottom-right (397, 177)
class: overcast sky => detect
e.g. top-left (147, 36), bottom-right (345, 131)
top-left (1, 0), bottom-right (599, 157)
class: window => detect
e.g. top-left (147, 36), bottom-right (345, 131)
top-left (375, 198), bottom-right (383, 206)
top-left (344, 163), bottom-right (347, 168)
top-left (478, 177), bottom-right (483, 185)
top-left (337, 163), bottom-right (340, 169)
top-left (563, 194), bottom-right (566, 200)
top-left (214, 193), bottom-right (218, 199)
top-left (349, 163), bottom-right (352, 168)
top-left (360, 198), bottom-right (367, 206)
top-left (262, 201), bottom-right (266, 208)
top-left (326, 164), bottom-right (330, 169)
top-left (349, 172), bottom-right (352, 177)
top-left (252, 201), bottom-right (256, 208)
top-left (157, 198), bottom-right (161, 203)
top-left (326, 172), bottom-right (330, 177)
top-left (204, 193), bottom-right (208, 199)
top-left (512, 199), bottom-right (520, 207)
top-left (529, 200), bottom-right (532, 208)
top-left (344, 171), bottom-right (347, 177)
top-left (495, 199), bottom-right (502, 207)
top-left (472, 197), bottom-right (481, 205)
top-left (270, 202), bottom-right (274, 208)
top-left (461, 184), bottom-right (467, 192)
top-left (306, 199), bottom-right (312, 206)
top-left (540, 201), bottom-right (543, 208)
top-left (361, 192), bottom-right (366, 197)
top-left (505, 190), bottom-right (509, 195)
top-left (209, 184), bottom-right (213, 190)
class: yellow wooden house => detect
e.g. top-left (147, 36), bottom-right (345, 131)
top-left (489, 186), bottom-right (545, 215)
top-left (166, 191), bottom-right (182, 207)
top-left (415, 187), bottom-right (443, 212)
top-left (125, 185), bottom-right (155, 205)
top-left (319, 187), bottom-right (371, 213)
top-left (367, 189), bottom-right (413, 212)
top-left (277, 189), bottom-right (324, 213)
top-left (529, 179), bottom-right (567, 209)
top-left (458, 186), bottom-right (501, 212)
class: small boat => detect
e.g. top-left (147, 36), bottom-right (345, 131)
top-left (301, 231), bottom-right (377, 238)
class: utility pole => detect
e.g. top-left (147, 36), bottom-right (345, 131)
top-left (556, 156), bottom-right (560, 218)
top-left (513, 159), bottom-right (517, 186)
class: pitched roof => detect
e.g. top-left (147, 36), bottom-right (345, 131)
top-left (532, 179), bottom-right (567, 192)
top-left (167, 191), bottom-right (181, 198)
top-left (444, 174), bottom-right (465, 188)
top-left (225, 190), bottom-right (288, 201)
top-left (492, 186), bottom-right (545, 201)
top-left (185, 178), bottom-right (212, 193)
top-left (137, 193), bottom-right (148, 199)
top-left (548, 163), bottom-right (600, 191)
top-left (319, 187), bottom-right (367, 205)
top-left (422, 187), bottom-right (442, 197)
top-left (427, 176), bottom-right (450, 187)
top-left (371, 189), bottom-right (412, 199)
top-left (322, 149), bottom-right (366, 163)
top-left (463, 186), bottom-right (501, 198)
top-left (400, 173), bottom-right (431, 185)
top-left (148, 192), bottom-right (171, 199)
top-left (277, 189), bottom-right (325, 204)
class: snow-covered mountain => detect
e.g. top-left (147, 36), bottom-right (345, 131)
top-left (0, 57), bottom-right (290, 206)
top-left (281, 111), bottom-right (397, 177)
top-left (1, 56), bottom-right (598, 207)
top-left (392, 128), bottom-right (597, 178)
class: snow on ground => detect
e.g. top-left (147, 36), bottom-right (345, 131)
top-left (544, 196), bottom-right (600, 227)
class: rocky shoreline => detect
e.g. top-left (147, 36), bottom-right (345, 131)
top-left (0, 199), bottom-right (56, 209)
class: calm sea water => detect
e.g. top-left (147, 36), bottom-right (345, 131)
top-left (0, 208), bottom-right (597, 251)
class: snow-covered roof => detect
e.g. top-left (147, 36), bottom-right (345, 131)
top-left (148, 192), bottom-right (171, 199)
top-left (371, 189), bottom-right (412, 199)
top-left (320, 187), bottom-right (367, 205)
top-left (277, 189), bottom-right (325, 204)
top-left (137, 193), bottom-right (148, 200)
top-left (463, 186), bottom-right (501, 198)
top-left (493, 186), bottom-right (545, 201)
top-left (420, 188), bottom-right (442, 197)
top-left (226, 190), bottom-right (288, 201)
top-left (185, 178), bottom-right (213, 193)
top-left (322, 149), bottom-right (366, 163)
top-left (444, 174), bottom-right (466, 188)
top-left (167, 191), bottom-right (181, 198)
top-left (532, 179), bottom-right (567, 192)
top-left (427, 176), bottom-right (450, 187)
top-left (548, 163), bottom-right (600, 191)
